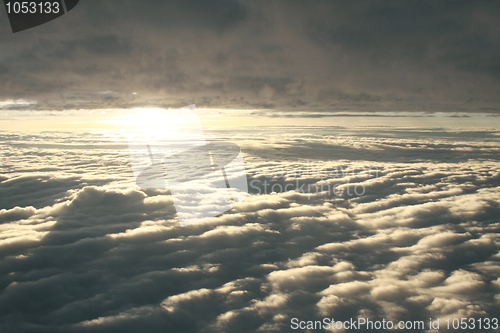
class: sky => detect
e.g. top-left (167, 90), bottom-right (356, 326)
top-left (1, 0), bottom-right (500, 112)
top-left (1, 1), bottom-right (500, 333)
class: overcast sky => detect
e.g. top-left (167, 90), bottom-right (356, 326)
top-left (1, 0), bottom-right (500, 111)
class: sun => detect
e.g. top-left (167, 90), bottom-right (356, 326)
top-left (105, 107), bottom-right (206, 142)
top-left (112, 108), bottom-right (183, 128)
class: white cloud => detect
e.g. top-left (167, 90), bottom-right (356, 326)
top-left (1, 127), bottom-right (500, 332)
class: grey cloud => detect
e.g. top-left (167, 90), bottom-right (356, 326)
top-left (1, 1), bottom-right (500, 111)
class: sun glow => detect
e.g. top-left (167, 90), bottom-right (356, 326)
top-left (111, 108), bottom-right (184, 128)
top-left (104, 107), bottom-right (207, 142)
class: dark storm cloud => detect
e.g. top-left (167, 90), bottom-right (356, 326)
top-left (0, 0), bottom-right (499, 111)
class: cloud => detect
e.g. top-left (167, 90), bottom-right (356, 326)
top-left (0, 206), bottom-right (36, 222)
top-left (1, 127), bottom-right (500, 332)
top-left (1, 1), bottom-right (500, 111)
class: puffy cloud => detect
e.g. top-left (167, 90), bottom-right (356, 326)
top-left (0, 206), bottom-right (36, 222)
top-left (1, 126), bottom-right (500, 332)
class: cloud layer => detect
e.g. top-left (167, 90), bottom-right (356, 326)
top-left (1, 1), bottom-right (500, 111)
top-left (1, 126), bottom-right (500, 332)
